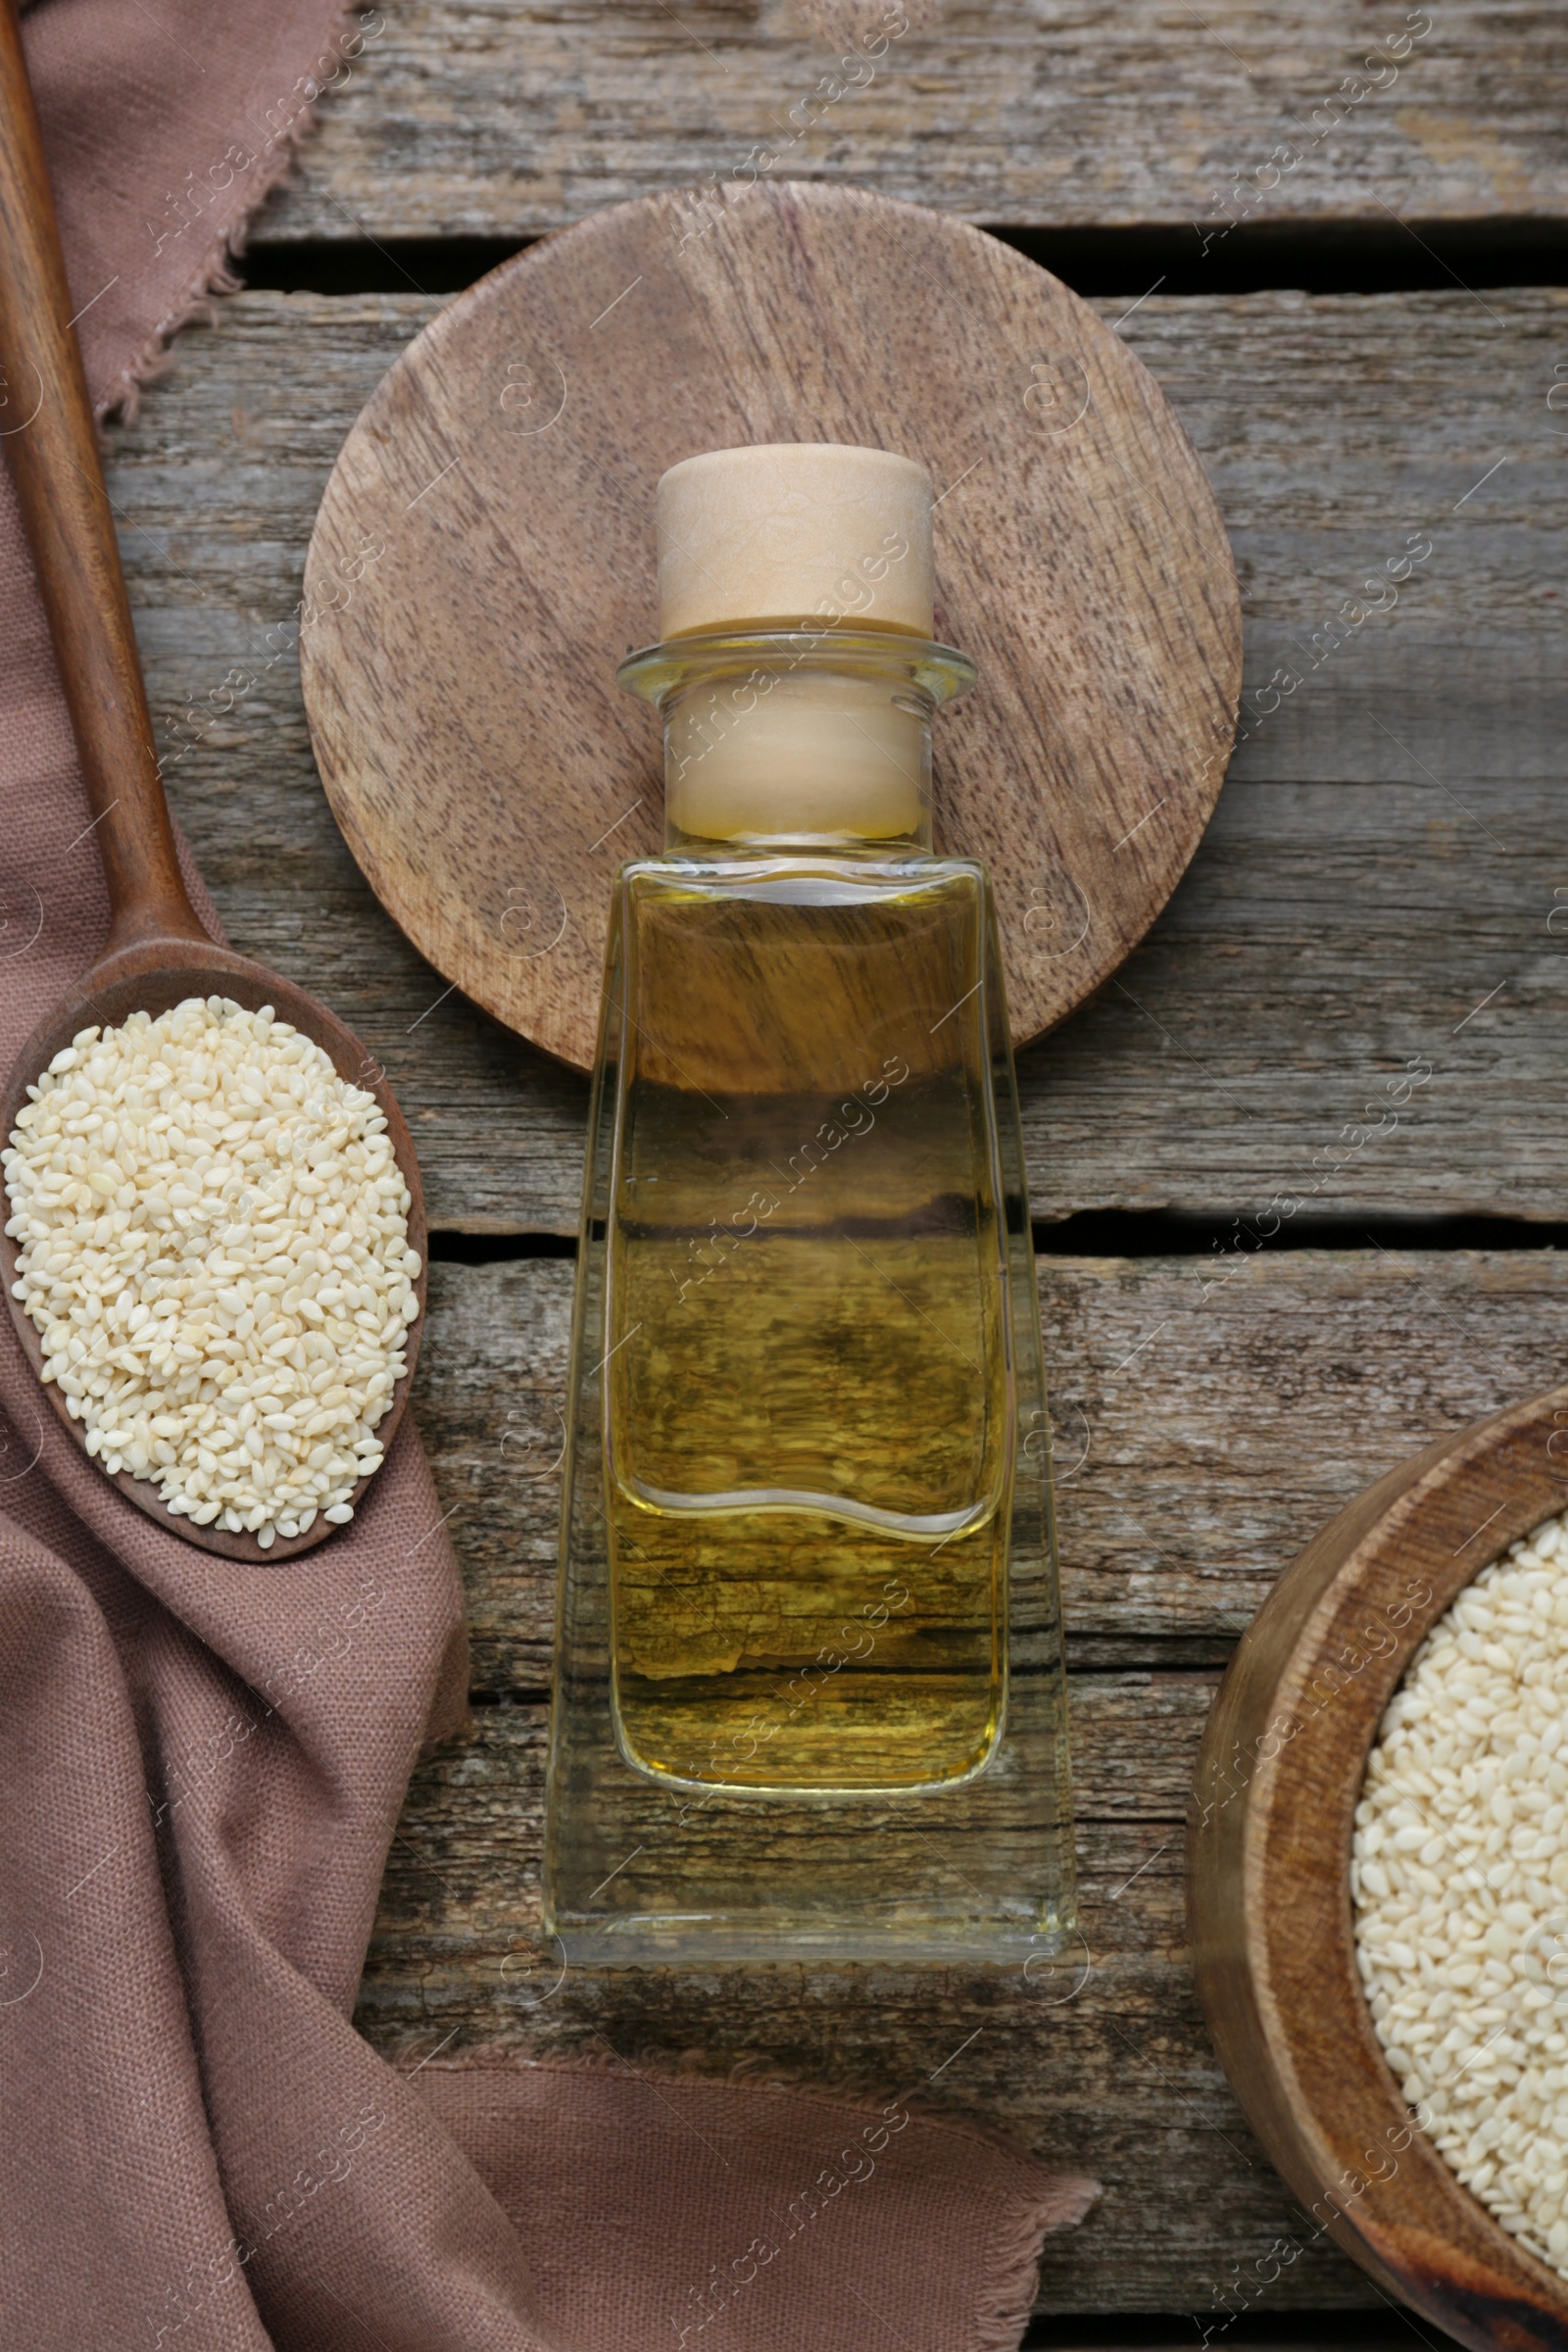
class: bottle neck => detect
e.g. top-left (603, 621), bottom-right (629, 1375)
top-left (616, 627), bottom-right (976, 856)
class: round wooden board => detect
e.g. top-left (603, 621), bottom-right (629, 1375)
top-left (301, 181), bottom-right (1241, 1073)
top-left (1189, 1387), bottom-right (1568, 2349)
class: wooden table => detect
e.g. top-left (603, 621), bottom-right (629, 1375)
top-left (107, 5), bottom-right (1568, 2335)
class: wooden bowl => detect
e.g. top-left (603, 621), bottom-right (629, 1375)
top-left (1190, 1385), bottom-right (1568, 2348)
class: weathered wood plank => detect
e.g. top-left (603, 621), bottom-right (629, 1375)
top-left (250, 2), bottom-right (1568, 245)
top-left (107, 286), bottom-right (1568, 1232)
top-left (416, 1250), bottom-right (1568, 1680)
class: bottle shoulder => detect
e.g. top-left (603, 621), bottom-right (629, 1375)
top-left (614, 851), bottom-right (991, 912)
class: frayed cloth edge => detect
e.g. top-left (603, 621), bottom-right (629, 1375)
top-left (416, 2051), bottom-right (1100, 2350)
top-left (973, 2169), bottom-right (1102, 2351)
top-left (93, 2), bottom-right (370, 424)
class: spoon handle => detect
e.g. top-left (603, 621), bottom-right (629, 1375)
top-left (0, 0), bottom-right (208, 956)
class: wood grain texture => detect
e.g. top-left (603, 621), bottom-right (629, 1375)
top-left (105, 286), bottom-right (1568, 1230)
top-left (1190, 1386), bottom-right (1568, 2343)
top-left (300, 182), bottom-right (1241, 1069)
top-left (376, 1247), bottom-right (1568, 2311)
top-left (248, 2), bottom-right (1568, 245)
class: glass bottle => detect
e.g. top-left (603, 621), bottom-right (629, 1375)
top-left (543, 445), bottom-right (1073, 1964)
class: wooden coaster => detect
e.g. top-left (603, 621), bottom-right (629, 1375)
top-left (301, 182), bottom-right (1241, 1072)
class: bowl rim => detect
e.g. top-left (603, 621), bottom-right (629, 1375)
top-left (1190, 1384), bottom-right (1568, 2348)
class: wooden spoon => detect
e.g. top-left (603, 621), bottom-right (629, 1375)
top-left (0, 0), bottom-right (425, 1560)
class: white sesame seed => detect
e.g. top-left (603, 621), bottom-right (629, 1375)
top-left (2, 997), bottom-right (416, 1548)
top-left (1354, 1510), bottom-right (1568, 2278)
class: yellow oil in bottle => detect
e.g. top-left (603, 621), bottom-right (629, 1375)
top-left (543, 448), bottom-right (1076, 1959)
top-left (604, 859), bottom-right (1013, 1793)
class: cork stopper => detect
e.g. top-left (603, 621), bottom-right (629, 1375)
top-left (656, 443), bottom-right (934, 639)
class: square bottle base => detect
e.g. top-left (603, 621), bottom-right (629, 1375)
top-left (545, 1771), bottom-right (1075, 1973)
top-left (544, 1639), bottom-right (1074, 1970)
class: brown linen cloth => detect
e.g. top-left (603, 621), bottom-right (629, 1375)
top-left (0, 2), bottom-right (1098, 2344)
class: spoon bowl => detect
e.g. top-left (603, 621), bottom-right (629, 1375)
top-left (0, 0), bottom-right (425, 1558)
top-left (0, 939), bottom-right (427, 1562)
